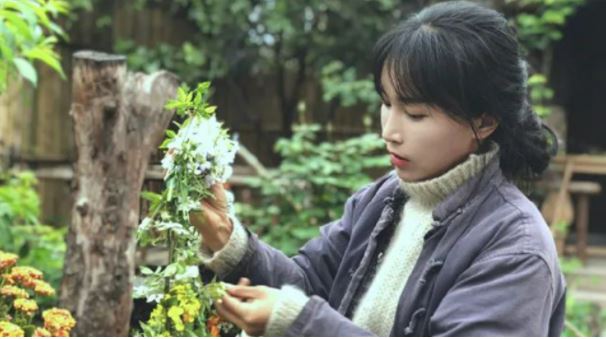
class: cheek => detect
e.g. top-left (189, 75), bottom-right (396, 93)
top-left (413, 122), bottom-right (474, 176)
top-left (380, 105), bottom-right (389, 128)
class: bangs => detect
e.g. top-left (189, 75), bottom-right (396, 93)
top-left (373, 23), bottom-right (474, 119)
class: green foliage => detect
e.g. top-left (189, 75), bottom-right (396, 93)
top-left (562, 291), bottom-right (606, 336)
top-left (0, 171), bottom-right (66, 308)
top-left (113, 0), bottom-right (408, 119)
top-left (164, 82), bottom-right (216, 119)
top-left (320, 61), bottom-right (380, 129)
top-left (510, 0), bottom-right (583, 51)
top-left (320, 61), bottom-right (378, 110)
top-left (0, 0), bottom-right (69, 92)
top-left (560, 257), bottom-right (606, 336)
top-left (528, 73), bottom-right (555, 118)
top-left (0, 171), bottom-right (39, 230)
top-left (507, 0), bottom-right (584, 117)
top-left (236, 124), bottom-right (389, 255)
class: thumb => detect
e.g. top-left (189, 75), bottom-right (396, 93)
top-left (203, 183), bottom-right (229, 211)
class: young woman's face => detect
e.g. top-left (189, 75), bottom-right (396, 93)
top-left (380, 69), bottom-right (478, 182)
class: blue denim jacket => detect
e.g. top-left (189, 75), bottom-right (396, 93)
top-left (217, 157), bottom-right (566, 336)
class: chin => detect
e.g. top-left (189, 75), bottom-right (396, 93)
top-left (395, 168), bottom-right (423, 182)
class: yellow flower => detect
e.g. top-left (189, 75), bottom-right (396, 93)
top-left (170, 283), bottom-right (201, 324)
top-left (14, 298), bottom-right (38, 315)
top-left (147, 304), bottom-right (165, 329)
top-left (32, 280), bottom-right (55, 297)
top-left (167, 306), bottom-right (185, 332)
top-left (0, 251), bottom-right (18, 271)
top-left (42, 308), bottom-right (76, 336)
top-left (0, 286), bottom-right (29, 299)
top-left (182, 299), bottom-right (201, 324)
top-left (32, 327), bottom-right (52, 337)
top-left (0, 321), bottom-right (24, 337)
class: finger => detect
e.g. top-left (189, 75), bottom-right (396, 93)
top-left (215, 299), bottom-right (247, 331)
top-left (227, 285), bottom-right (263, 299)
top-left (220, 293), bottom-right (253, 319)
top-left (201, 198), bottom-right (228, 215)
top-left (238, 277), bottom-right (251, 286)
top-left (209, 184), bottom-right (228, 208)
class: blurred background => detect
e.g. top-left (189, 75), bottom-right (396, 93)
top-left (0, 0), bottom-right (605, 336)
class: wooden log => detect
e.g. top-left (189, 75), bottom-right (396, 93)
top-left (59, 51), bottom-right (179, 336)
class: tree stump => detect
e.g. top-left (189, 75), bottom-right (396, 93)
top-left (59, 51), bottom-right (179, 336)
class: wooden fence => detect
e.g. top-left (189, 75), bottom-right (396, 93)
top-left (0, 1), bottom-right (374, 225)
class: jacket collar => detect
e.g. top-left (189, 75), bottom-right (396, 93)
top-left (431, 155), bottom-right (505, 223)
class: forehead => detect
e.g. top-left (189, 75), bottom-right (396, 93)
top-left (380, 66), bottom-right (425, 105)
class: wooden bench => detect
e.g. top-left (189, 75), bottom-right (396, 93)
top-left (544, 154), bottom-right (606, 262)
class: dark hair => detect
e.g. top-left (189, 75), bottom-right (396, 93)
top-left (372, 0), bottom-right (556, 182)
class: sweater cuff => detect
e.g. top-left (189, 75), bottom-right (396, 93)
top-left (263, 285), bottom-right (310, 337)
top-left (198, 216), bottom-right (249, 276)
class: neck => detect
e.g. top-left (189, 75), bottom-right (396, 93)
top-left (399, 142), bottom-right (500, 207)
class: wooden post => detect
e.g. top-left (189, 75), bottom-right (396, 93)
top-left (551, 159), bottom-right (575, 254)
top-left (59, 51), bottom-right (179, 336)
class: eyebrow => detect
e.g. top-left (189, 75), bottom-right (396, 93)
top-left (398, 97), bottom-right (427, 105)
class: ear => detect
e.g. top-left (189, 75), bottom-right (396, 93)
top-left (472, 114), bottom-right (499, 141)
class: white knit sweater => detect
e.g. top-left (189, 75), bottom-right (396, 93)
top-left (351, 144), bottom-right (499, 335)
top-left (199, 144), bottom-right (499, 336)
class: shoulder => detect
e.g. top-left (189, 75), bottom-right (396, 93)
top-left (471, 179), bottom-right (563, 288)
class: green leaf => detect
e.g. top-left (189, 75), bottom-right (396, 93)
top-left (13, 57), bottom-right (37, 86)
top-left (141, 191), bottom-right (162, 203)
top-left (163, 263), bottom-right (178, 277)
top-left (140, 266), bottom-right (154, 275)
top-left (24, 46), bottom-right (65, 78)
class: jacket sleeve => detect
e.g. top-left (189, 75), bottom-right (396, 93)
top-left (429, 253), bottom-right (556, 336)
top-left (203, 184), bottom-right (368, 299)
top-left (283, 294), bottom-right (376, 336)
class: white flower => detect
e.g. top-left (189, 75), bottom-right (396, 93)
top-left (175, 265), bottom-right (200, 281)
top-left (161, 154), bottom-right (175, 172)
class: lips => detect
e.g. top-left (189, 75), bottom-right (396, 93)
top-left (389, 152), bottom-right (410, 168)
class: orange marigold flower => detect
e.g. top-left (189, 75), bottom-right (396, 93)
top-left (33, 327), bottom-right (52, 337)
top-left (0, 251), bottom-right (18, 271)
top-left (2, 273), bottom-right (15, 285)
top-left (5, 266), bottom-right (43, 288)
top-left (0, 286), bottom-right (29, 299)
top-left (10, 266), bottom-right (43, 279)
top-left (0, 321), bottom-right (25, 337)
top-left (42, 308), bottom-right (76, 336)
top-left (32, 279), bottom-right (55, 297)
top-left (52, 329), bottom-right (70, 337)
top-left (14, 298), bottom-right (38, 315)
top-left (207, 315), bottom-right (221, 337)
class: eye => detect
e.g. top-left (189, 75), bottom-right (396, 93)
top-left (406, 112), bottom-right (426, 121)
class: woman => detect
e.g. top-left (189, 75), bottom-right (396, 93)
top-left (191, 1), bottom-right (565, 336)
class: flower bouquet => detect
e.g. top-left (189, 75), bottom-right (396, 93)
top-left (135, 82), bottom-right (239, 336)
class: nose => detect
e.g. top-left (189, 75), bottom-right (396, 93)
top-left (381, 105), bottom-right (403, 145)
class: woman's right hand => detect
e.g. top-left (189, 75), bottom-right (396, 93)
top-left (189, 184), bottom-right (234, 253)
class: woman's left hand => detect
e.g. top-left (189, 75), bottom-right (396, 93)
top-left (215, 278), bottom-right (279, 336)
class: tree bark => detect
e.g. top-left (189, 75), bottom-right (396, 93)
top-left (59, 50), bottom-right (179, 336)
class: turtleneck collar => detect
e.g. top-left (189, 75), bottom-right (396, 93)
top-left (398, 142), bottom-right (500, 207)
